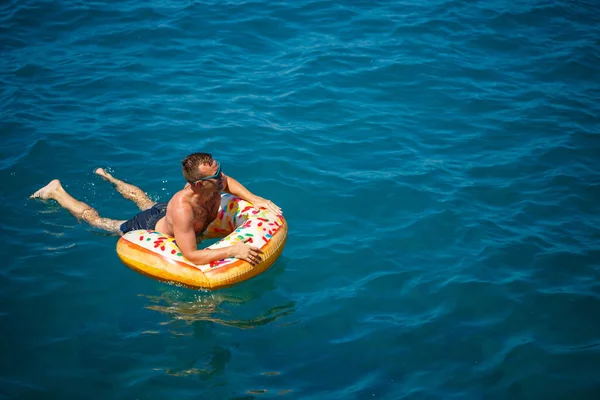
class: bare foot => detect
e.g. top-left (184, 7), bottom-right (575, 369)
top-left (30, 179), bottom-right (61, 200)
top-left (94, 168), bottom-right (113, 180)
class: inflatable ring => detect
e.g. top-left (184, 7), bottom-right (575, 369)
top-left (116, 194), bottom-right (287, 290)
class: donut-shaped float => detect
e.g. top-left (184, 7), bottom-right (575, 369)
top-left (116, 194), bottom-right (287, 290)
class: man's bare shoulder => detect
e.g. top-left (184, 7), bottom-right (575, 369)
top-left (166, 189), bottom-right (193, 215)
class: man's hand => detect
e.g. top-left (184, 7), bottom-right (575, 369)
top-left (231, 241), bottom-right (264, 266)
top-left (251, 196), bottom-right (282, 216)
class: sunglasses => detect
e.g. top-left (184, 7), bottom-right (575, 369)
top-left (190, 161), bottom-right (223, 186)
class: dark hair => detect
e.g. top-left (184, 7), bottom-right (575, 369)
top-left (181, 152), bottom-right (214, 182)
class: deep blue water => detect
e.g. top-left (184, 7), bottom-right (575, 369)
top-left (2, 0), bottom-right (600, 398)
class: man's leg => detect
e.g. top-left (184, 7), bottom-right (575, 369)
top-left (30, 180), bottom-right (126, 234)
top-left (95, 168), bottom-right (156, 211)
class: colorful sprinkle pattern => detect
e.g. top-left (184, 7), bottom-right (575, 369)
top-left (121, 194), bottom-right (284, 273)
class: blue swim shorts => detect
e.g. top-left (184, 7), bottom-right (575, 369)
top-left (119, 202), bottom-right (168, 234)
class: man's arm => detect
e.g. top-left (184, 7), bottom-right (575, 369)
top-left (172, 203), bottom-right (263, 266)
top-left (222, 174), bottom-right (282, 215)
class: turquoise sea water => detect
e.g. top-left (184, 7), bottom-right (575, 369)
top-left (2, 0), bottom-right (600, 398)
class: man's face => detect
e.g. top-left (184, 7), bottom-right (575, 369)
top-left (197, 159), bottom-right (223, 191)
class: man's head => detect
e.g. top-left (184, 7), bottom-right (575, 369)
top-left (181, 152), bottom-right (224, 190)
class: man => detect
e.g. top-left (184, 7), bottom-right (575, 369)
top-left (30, 153), bottom-right (282, 267)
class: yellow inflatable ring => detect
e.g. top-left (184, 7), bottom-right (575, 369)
top-left (116, 194), bottom-right (288, 290)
